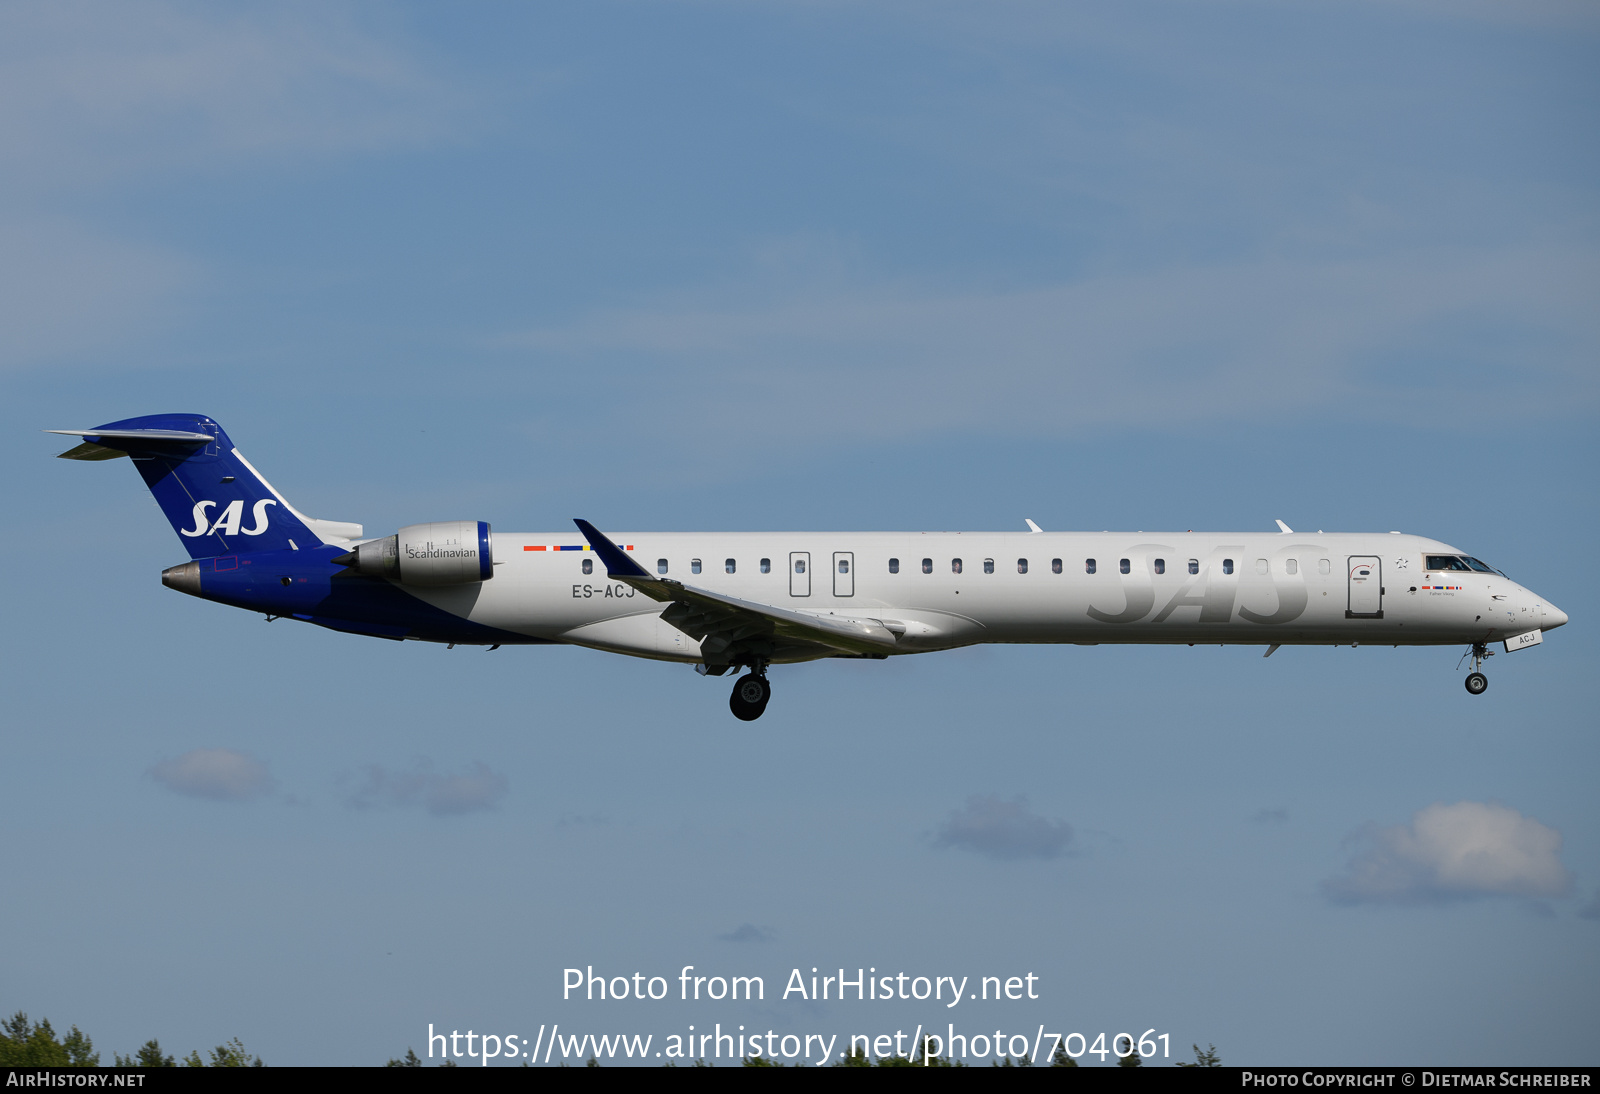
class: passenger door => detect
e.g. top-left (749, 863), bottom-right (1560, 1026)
top-left (1347, 556), bottom-right (1383, 618)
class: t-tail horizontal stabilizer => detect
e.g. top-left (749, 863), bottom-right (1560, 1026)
top-left (49, 427), bottom-right (215, 462)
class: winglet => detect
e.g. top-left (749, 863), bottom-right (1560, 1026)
top-left (1024, 518), bottom-right (1042, 533)
top-left (1275, 519), bottom-right (1293, 534)
top-left (573, 520), bottom-right (651, 579)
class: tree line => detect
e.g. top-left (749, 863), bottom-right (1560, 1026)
top-left (0, 1013), bottom-right (261, 1067)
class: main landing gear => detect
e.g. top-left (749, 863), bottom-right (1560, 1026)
top-left (729, 668), bottom-right (772, 721)
top-left (1460, 641), bottom-right (1491, 696)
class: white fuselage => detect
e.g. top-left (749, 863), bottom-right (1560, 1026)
top-left (400, 530), bottom-right (1566, 664)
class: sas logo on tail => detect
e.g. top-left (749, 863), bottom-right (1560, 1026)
top-left (180, 499), bottom-right (276, 537)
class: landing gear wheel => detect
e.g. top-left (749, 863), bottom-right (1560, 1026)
top-left (730, 673), bottom-right (771, 721)
top-left (1465, 672), bottom-right (1488, 696)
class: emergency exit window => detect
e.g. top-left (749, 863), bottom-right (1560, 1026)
top-left (691, 559), bottom-right (702, 574)
top-left (657, 559), bottom-right (668, 574)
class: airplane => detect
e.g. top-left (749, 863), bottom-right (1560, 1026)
top-left (50, 414), bottom-right (1568, 720)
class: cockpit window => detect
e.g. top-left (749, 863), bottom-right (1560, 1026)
top-left (1426, 554), bottom-right (1505, 576)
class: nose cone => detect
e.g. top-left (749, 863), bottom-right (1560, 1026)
top-left (1543, 601), bottom-right (1569, 630)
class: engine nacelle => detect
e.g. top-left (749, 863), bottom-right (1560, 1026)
top-left (344, 520), bottom-right (493, 586)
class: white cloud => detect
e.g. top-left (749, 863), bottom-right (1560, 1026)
top-left (933, 794), bottom-right (1073, 861)
top-left (148, 747), bottom-right (273, 801)
top-left (0, 0), bottom-right (464, 190)
top-left (346, 760), bottom-right (507, 817)
top-left (1324, 801), bottom-right (1572, 905)
top-left (0, 217), bottom-right (192, 368)
top-left (504, 244), bottom-right (1600, 448)
top-left (0, 1), bottom-right (471, 369)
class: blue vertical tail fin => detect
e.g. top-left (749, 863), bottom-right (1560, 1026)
top-left (49, 414), bottom-right (362, 559)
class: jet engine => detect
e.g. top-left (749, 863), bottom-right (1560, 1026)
top-left (338, 520), bottom-right (493, 585)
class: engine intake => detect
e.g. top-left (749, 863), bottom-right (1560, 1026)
top-left (341, 520), bottom-right (493, 585)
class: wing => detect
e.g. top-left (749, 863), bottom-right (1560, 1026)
top-left (573, 520), bottom-right (901, 662)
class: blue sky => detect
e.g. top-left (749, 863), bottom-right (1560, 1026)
top-left (1, 0), bottom-right (1596, 1066)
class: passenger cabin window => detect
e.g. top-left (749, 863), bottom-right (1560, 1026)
top-left (1052, 558), bottom-right (1062, 574)
top-left (794, 559), bottom-right (806, 574)
top-left (922, 558), bottom-right (932, 574)
top-left (889, 558), bottom-right (899, 574)
top-left (657, 559), bottom-right (668, 574)
top-left (691, 559), bottom-right (702, 574)
top-left (760, 558), bottom-right (771, 573)
top-left (1154, 558), bottom-right (1165, 575)
top-left (582, 558), bottom-right (593, 574)
top-left (952, 559), bottom-right (963, 574)
top-left (1256, 558), bottom-right (1268, 575)
top-left (983, 558), bottom-right (995, 574)
top-left (1223, 559), bottom-right (1234, 574)
top-left (1085, 558), bottom-right (1096, 574)
top-left (725, 559), bottom-right (736, 574)
top-left (1286, 559), bottom-right (1298, 575)
top-left (1119, 558), bottom-right (1130, 574)
top-left (1188, 559), bottom-right (1199, 575)
top-left (838, 558), bottom-right (850, 574)
top-left (1017, 558), bottom-right (1028, 574)
top-left (1319, 559), bottom-right (1330, 575)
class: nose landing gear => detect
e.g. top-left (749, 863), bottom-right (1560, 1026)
top-left (1459, 642), bottom-right (1491, 696)
top-left (729, 666), bottom-right (771, 721)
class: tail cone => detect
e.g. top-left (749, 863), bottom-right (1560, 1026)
top-left (161, 561), bottom-right (202, 597)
